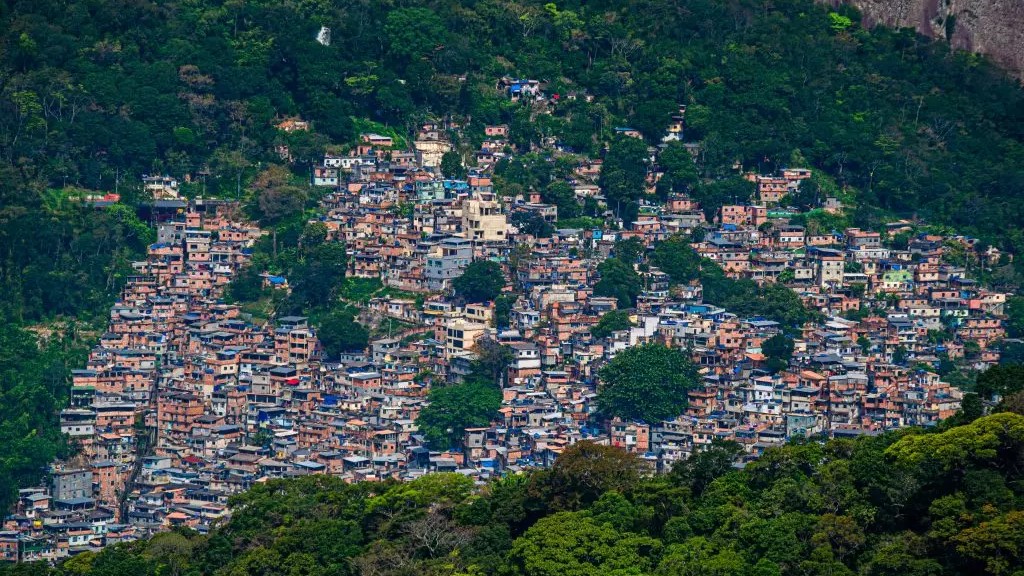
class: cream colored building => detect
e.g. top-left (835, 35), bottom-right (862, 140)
top-left (445, 319), bottom-right (487, 358)
top-left (463, 302), bottom-right (494, 324)
top-left (461, 193), bottom-right (507, 242)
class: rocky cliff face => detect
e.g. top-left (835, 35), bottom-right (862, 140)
top-left (824, 0), bottom-right (1024, 80)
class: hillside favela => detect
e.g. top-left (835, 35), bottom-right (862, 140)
top-left (2, 1), bottom-right (1024, 575)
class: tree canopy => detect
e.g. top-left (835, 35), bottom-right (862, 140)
top-left (542, 181), bottom-right (581, 220)
top-left (762, 334), bottom-right (795, 374)
top-left (597, 343), bottom-right (700, 422)
top-left (441, 151), bottom-right (466, 180)
top-left (592, 310), bottom-right (633, 340)
top-left (453, 260), bottom-right (505, 304)
top-left (599, 136), bottom-right (650, 225)
top-left (316, 309), bottom-right (369, 359)
top-left (651, 234), bottom-right (702, 284)
top-left (415, 379), bottom-right (502, 449)
top-left (594, 258), bottom-right (641, 309)
top-left (656, 141), bottom-right (700, 198)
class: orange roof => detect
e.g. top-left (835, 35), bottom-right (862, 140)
top-left (799, 370), bottom-right (826, 381)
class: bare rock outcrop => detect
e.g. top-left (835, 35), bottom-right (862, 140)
top-left (823, 0), bottom-right (1024, 79)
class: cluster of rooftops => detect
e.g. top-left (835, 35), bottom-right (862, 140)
top-left (2, 116), bottom-right (1014, 562)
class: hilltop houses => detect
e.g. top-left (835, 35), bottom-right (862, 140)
top-left (6, 102), bottom-right (1012, 563)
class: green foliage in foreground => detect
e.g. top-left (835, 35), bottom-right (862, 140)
top-left (8, 412), bottom-right (1024, 576)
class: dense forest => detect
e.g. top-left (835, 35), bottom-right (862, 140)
top-left (0, 0), bottom-right (1022, 244)
top-left (2, 410), bottom-right (1024, 575)
top-left (0, 183), bottom-right (152, 508)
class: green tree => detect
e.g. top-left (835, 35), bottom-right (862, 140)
top-left (860, 532), bottom-right (943, 576)
top-left (415, 380), bottom-right (501, 448)
top-left (952, 510), bottom-right (1024, 575)
top-left (289, 241), bottom-right (348, 308)
top-left (250, 165), bottom-right (307, 258)
top-left (68, 547), bottom-right (153, 575)
top-left (453, 260), bottom-right (505, 303)
top-left (384, 7), bottom-right (446, 60)
top-left (299, 222), bottom-right (328, 248)
top-left (280, 129), bottom-right (330, 167)
top-left (143, 531), bottom-right (199, 576)
top-left (1006, 296), bottom-right (1024, 338)
top-left (511, 211), bottom-right (555, 238)
top-left (472, 337), bottom-right (515, 386)
top-left (593, 258), bottom-right (641, 309)
top-left (857, 335), bottom-right (872, 354)
top-left (762, 334), bottom-right (794, 373)
top-left (651, 234), bottom-right (702, 284)
top-left (494, 294), bottom-right (515, 329)
top-left (598, 343), bottom-right (699, 422)
top-left (509, 511), bottom-right (661, 576)
top-left (227, 265), bottom-right (267, 303)
top-left (936, 393), bottom-right (983, 431)
top-left (1000, 341), bottom-right (1024, 366)
top-left (592, 310), bottom-right (632, 339)
top-left (670, 440), bottom-right (743, 496)
top-left (892, 344), bottom-right (909, 362)
top-left (656, 538), bottom-right (749, 576)
top-left (599, 136), bottom-right (649, 225)
top-left (976, 364), bottom-right (1024, 401)
top-left (530, 441), bottom-right (644, 510)
top-left (886, 412), bottom-right (1024, 472)
top-left (657, 141), bottom-right (700, 198)
top-left (316, 309), bottom-right (369, 359)
top-left (441, 150), bottom-right (466, 179)
top-left (613, 237), bottom-right (645, 265)
top-left (543, 181), bottom-right (581, 219)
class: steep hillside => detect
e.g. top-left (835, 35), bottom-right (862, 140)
top-left (1, 0), bottom-right (1024, 511)
top-left (0, 0), bottom-right (1022, 253)
top-left (825, 0), bottom-right (1024, 79)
